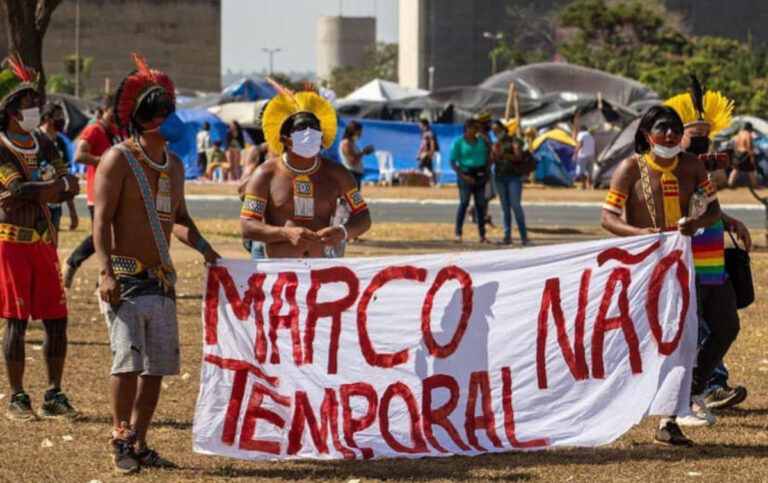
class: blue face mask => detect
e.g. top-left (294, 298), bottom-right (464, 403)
top-left (157, 112), bottom-right (185, 143)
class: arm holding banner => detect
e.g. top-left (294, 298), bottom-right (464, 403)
top-left (601, 158), bottom-right (660, 237)
top-left (317, 162), bottom-right (371, 245)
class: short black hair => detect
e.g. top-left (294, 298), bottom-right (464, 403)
top-left (744, 122), bottom-right (754, 131)
top-left (214, 140), bottom-right (221, 147)
top-left (202, 122), bottom-right (210, 130)
top-left (281, 111), bottom-right (321, 138)
top-left (493, 120), bottom-right (506, 131)
top-left (419, 119), bottom-right (429, 127)
top-left (342, 120), bottom-right (362, 140)
top-left (131, 88), bottom-right (174, 133)
top-left (464, 119), bottom-right (479, 130)
top-left (634, 105), bottom-right (683, 154)
top-left (40, 102), bottom-right (60, 121)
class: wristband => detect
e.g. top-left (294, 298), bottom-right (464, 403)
top-left (61, 176), bottom-right (70, 193)
top-left (339, 224), bottom-right (348, 241)
top-left (195, 237), bottom-right (209, 254)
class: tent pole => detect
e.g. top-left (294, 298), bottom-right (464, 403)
top-left (504, 83), bottom-right (514, 121)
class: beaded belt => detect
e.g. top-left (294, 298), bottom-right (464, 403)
top-left (111, 256), bottom-right (147, 276)
top-left (0, 223), bottom-right (52, 244)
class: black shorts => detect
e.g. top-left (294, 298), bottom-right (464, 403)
top-left (735, 152), bottom-right (755, 172)
top-left (197, 152), bottom-right (208, 169)
top-left (418, 156), bottom-right (434, 172)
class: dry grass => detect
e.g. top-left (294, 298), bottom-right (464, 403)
top-left (182, 181), bottom-right (768, 206)
top-left (0, 220), bottom-right (767, 482)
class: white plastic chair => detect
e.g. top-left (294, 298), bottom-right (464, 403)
top-left (432, 152), bottom-right (443, 186)
top-left (375, 150), bottom-right (395, 186)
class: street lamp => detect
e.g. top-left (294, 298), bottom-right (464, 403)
top-left (427, 66), bottom-right (435, 92)
top-left (262, 48), bottom-right (281, 76)
top-left (483, 31), bottom-right (504, 75)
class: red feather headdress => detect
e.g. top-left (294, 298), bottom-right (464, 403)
top-left (7, 54), bottom-right (37, 84)
top-left (114, 53), bottom-right (175, 128)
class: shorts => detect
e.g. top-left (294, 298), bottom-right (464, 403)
top-left (418, 155), bottom-right (434, 172)
top-left (197, 151), bottom-right (208, 170)
top-left (0, 238), bottom-right (67, 320)
top-left (576, 156), bottom-right (595, 178)
top-left (104, 294), bottom-right (180, 376)
top-left (735, 152), bottom-right (755, 172)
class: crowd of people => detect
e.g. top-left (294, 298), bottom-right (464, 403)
top-left (0, 46), bottom-right (760, 476)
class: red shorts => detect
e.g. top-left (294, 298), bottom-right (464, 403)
top-left (0, 239), bottom-right (67, 320)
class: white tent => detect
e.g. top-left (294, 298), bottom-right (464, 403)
top-left (344, 79), bottom-right (428, 102)
top-left (208, 100), bottom-right (269, 126)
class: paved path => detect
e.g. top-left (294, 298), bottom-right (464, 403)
top-left (71, 196), bottom-right (767, 228)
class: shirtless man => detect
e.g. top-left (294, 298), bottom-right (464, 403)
top-left (94, 54), bottom-right (219, 474)
top-left (238, 142), bottom-right (268, 259)
top-left (729, 122), bottom-right (756, 188)
top-left (241, 85), bottom-right (370, 258)
top-left (0, 57), bottom-right (80, 422)
top-left (601, 105), bottom-right (721, 446)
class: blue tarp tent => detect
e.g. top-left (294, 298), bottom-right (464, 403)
top-left (330, 119), bottom-right (464, 183)
top-left (533, 139), bottom-right (576, 187)
top-left (168, 109), bottom-right (228, 179)
top-left (222, 78), bottom-right (278, 101)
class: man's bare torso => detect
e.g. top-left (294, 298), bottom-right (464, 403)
top-left (110, 141), bottom-right (184, 267)
top-left (622, 153), bottom-right (700, 230)
top-left (261, 156), bottom-right (342, 258)
top-left (734, 130), bottom-right (752, 154)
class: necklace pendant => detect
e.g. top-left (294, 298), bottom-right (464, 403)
top-left (156, 171), bottom-right (172, 221)
top-left (293, 174), bottom-right (314, 221)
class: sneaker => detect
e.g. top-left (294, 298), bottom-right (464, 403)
top-left (705, 385), bottom-right (747, 410)
top-left (498, 237), bottom-right (513, 246)
top-left (654, 420), bottom-right (693, 447)
top-left (111, 423), bottom-right (140, 475)
top-left (135, 445), bottom-right (177, 469)
top-left (678, 395), bottom-right (715, 427)
top-left (6, 392), bottom-right (36, 422)
top-left (522, 239), bottom-right (533, 247)
top-left (38, 391), bottom-right (80, 420)
top-left (62, 263), bottom-right (77, 289)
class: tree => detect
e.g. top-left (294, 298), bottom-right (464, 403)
top-left (329, 42), bottom-right (399, 97)
top-left (488, 4), bottom-right (558, 72)
top-left (46, 54), bottom-right (94, 95)
top-left (1, 0), bottom-right (63, 101)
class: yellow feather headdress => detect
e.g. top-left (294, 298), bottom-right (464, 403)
top-left (505, 117), bottom-right (519, 136)
top-left (262, 78), bottom-right (337, 155)
top-left (664, 77), bottom-right (734, 138)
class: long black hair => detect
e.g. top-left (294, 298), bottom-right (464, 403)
top-left (634, 105), bottom-right (683, 154)
top-left (343, 120), bottom-right (362, 140)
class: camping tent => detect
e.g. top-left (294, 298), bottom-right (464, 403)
top-left (531, 129), bottom-right (577, 187)
top-left (222, 78), bottom-right (278, 101)
top-left (167, 109), bottom-right (228, 179)
top-left (481, 62), bottom-right (660, 112)
top-left (208, 100), bottom-right (269, 127)
top-left (594, 118), bottom-right (641, 188)
top-left (344, 79), bottom-right (428, 102)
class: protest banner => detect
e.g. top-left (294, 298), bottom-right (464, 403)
top-left (193, 233), bottom-right (697, 460)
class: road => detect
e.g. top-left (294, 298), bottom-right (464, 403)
top-left (71, 197), bottom-right (766, 228)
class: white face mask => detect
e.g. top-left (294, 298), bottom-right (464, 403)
top-left (290, 128), bottom-right (323, 158)
top-left (650, 142), bottom-right (681, 159)
top-left (18, 107), bottom-right (40, 133)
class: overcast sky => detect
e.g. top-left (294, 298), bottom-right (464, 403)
top-left (222, 0), bottom-right (399, 75)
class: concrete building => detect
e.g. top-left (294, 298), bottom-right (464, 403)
top-left (0, 0), bottom-right (221, 94)
top-left (399, 0), bottom-right (768, 91)
top-left (316, 16), bottom-right (376, 81)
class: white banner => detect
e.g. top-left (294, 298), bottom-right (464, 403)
top-left (193, 233), bottom-right (697, 461)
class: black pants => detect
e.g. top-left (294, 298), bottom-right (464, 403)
top-left (692, 278), bottom-right (740, 395)
top-left (67, 205), bottom-right (94, 269)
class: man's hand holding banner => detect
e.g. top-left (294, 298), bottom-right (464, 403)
top-left (193, 233), bottom-right (697, 460)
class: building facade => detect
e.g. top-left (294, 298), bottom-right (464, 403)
top-left (0, 0), bottom-right (221, 94)
top-left (316, 16), bottom-right (376, 81)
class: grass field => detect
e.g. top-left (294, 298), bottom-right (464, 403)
top-left (0, 219), bottom-right (767, 482)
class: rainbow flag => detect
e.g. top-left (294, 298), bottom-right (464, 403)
top-left (692, 219), bottom-right (725, 285)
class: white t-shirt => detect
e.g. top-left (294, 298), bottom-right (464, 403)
top-left (196, 130), bottom-right (211, 153)
top-left (576, 130), bottom-right (595, 159)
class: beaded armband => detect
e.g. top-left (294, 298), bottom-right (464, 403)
top-left (343, 187), bottom-right (368, 214)
top-left (241, 194), bottom-right (267, 221)
top-left (698, 179), bottom-right (718, 203)
top-left (602, 189), bottom-right (628, 215)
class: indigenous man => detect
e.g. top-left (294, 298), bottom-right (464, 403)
top-left (729, 122), bottom-right (757, 188)
top-left (241, 81), bottom-right (371, 258)
top-left (601, 105), bottom-right (722, 446)
top-left (0, 56), bottom-right (80, 421)
top-left (38, 102), bottom-right (78, 233)
top-left (239, 142), bottom-right (268, 259)
top-left (94, 54), bottom-right (220, 474)
top-left (665, 79), bottom-right (750, 419)
top-left (63, 94), bottom-right (121, 287)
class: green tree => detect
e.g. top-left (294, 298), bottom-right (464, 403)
top-left (46, 55), bottom-right (95, 95)
top-left (329, 42), bottom-right (399, 97)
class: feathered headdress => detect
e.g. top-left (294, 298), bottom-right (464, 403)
top-left (664, 74), bottom-right (733, 137)
top-left (114, 53), bottom-right (175, 129)
top-left (0, 54), bottom-right (39, 111)
top-left (261, 78), bottom-right (337, 155)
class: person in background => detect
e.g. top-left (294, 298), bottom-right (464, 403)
top-left (451, 119), bottom-right (490, 244)
top-left (88, 107), bottom-right (103, 125)
top-left (225, 120), bottom-right (244, 181)
top-left (196, 122), bottom-right (211, 178)
top-left (239, 142), bottom-right (269, 259)
top-left (339, 120), bottom-right (373, 189)
top-left (729, 122), bottom-right (757, 188)
top-left (205, 140), bottom-right (229, 182)
top-left (319, 81), bottom-right (337, 107)
top-left (38, 103), bottom-right (78, 234)
top-left (63, 94), bottom-right (120, 288)
top-left (524, 126), bottom-right (538, 150)
top-left (574, 124), bottom-right (596, 189)
top-left (472, 112), bottom-right (495, 228)
top-left (491, 120), bottom-right (530, 246)
top-left (416, 119), bottom-right (438, 185)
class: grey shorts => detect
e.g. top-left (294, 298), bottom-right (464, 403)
top-left (104, 295), bottom-right (180, 376)
top-left (576, 156), bottom-right (595, 178)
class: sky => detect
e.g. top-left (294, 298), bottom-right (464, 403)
top-left (222, 0), bottom-right (399, 75)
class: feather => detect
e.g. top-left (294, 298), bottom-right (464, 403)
top-left (266, 77), bottom-right (300, 109)
top-left (7, 54), bottom-right (36, 84)
top-left (689, 74), bottom-right (705, 119)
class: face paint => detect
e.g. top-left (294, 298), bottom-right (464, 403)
top-left (649, 116), bottom-right (683, 138)
top-left (290, 128), bottom-right (323, 158)
top-left (18, 107), bottom-right (40, 133)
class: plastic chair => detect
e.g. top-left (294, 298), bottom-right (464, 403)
top-left (432, 152), bottom-right (443, 186)
top-left (375, 150), bottom-right (395, 186)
